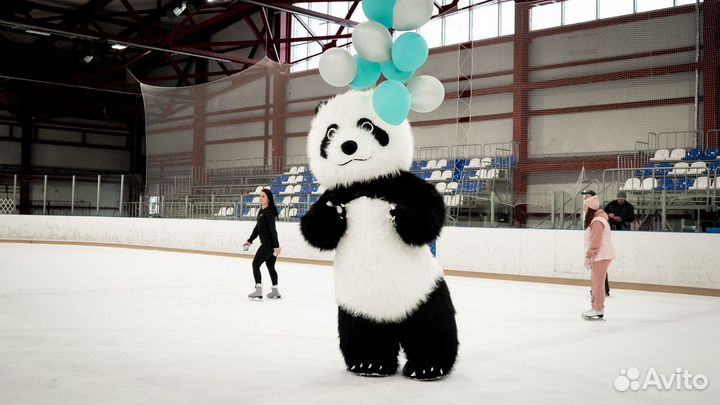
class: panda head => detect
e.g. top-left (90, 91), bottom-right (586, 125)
top-left (307, 90), bottom-right (413, 189)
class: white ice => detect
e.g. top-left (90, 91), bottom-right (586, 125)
top-left (0, 242), bottom-right (718, 404)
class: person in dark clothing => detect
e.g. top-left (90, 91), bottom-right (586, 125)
top-left (243, 189), bottom-right (282, 300)
top-left (604, 191), bottom-right (635, 231)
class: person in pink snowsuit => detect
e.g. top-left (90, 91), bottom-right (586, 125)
top-left (582, 193), bottom-right (615, 319)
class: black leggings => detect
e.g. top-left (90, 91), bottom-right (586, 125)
top-left (252, 244), bottom-right (278, 285)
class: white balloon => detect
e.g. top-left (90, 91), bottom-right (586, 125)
top-left (351, 21), bottom-right (393, 63)
top-left (407, 75), bottom-right (445, 113)
top-left (318, 48), bottom-right (357, 87)
top-left (393, 0), bottom-right (434, 31)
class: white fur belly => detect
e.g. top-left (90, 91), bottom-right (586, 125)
top-left (334, 196), bottom-right (443, 322)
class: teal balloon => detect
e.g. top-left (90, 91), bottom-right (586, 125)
top-left (372, 80), bottom-right (411, 125)
top-left (350, 55), bottom-right (381, 89)
top-left (392, 32), bottom-right (429, 72)
top-left (380, 61), bottom-right (415, 82)
top-left (362, 0), bottom-right (396, 29)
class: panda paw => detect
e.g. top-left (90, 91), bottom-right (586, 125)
top-left (347, 361), bottom-right (397, 377)
top-left (402, 363), bottom-right (449, 381)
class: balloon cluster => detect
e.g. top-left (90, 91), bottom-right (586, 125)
top-left (318, 0), bottom-right (445, 125)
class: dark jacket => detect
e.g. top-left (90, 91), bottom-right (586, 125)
top-left (248, 208), bottom-right (280, 248)
top-left (603, 200), bottom-right (635, 230)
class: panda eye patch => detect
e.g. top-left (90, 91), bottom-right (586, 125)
top-left (357, 118), bottom-right (389, 147)
top-left (320, 124), bottom-right (338, 159)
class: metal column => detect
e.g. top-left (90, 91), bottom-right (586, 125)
top-left (71, 175), bottom-right (75, 215)
top-left (12, 174), bottom-right (17, 213)
top-left (119, 175), bottom-right (124, 216)
top-left (96, 175), bottom-right (101, 215)
top-left (42, 175), bottom-right (47, 215)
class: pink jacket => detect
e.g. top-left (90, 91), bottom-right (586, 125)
top-left (584, 210), bottom-right (615, 262)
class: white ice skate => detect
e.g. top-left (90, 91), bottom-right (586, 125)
top-left (248, 284), bottom-right (263, 300)
top-left (581, 308), bottom-right (604, 320)
top-left (266, 286), bottom-right (282, 299)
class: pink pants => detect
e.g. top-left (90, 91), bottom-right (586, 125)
top-left (591, 260), bottom-right (612, 311)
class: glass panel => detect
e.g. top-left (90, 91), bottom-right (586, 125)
top-left (531, 2), bottom-right (561, 31)
top-left (500, 1), bottom-right (515, 35)
top-left (418, 17), bottom-right (442, 48)
top-left (598, 0), bottom-right (633, 18)
top-left (564, 0), bottom-right (597, 25)
top-left (675, 0), bottom-right (703, 5)
top-left (444, 10), bottom-right (470, 45)
top-left (473, 3), bottom-right (499, 40)
top-left (637, 0), bottom-right (674, 12)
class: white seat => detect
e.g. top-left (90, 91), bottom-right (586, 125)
top-left (251, 196), bottom-right (260, 204)
top-left (283, 175), bottom-right (296, 184)
top-left (284, 166), bottom-right (298, 175)
top-left (280, 185), bottom-right (293, 195)
top-left (428, 170), bottom-right (442, 181)
top-left (290, 196), bottom-right (300, 205)
top-left (289, 208), bottom-right (298, 217)
top-left (687, 161), bottom-right (707, 175)
top-left (441, 170), bottom-right (453, 180)
top-left (668, 148), bottom-right (686, 161)
top-left (226, 206), bottom-right (234, 216)
top-left (297, 166), bottom-right (306, 174)
top-left (641, 177), bottom-right (658, 191)
top-left (485, 168), bottom-right (499, 179)
top-left (253, 186), bottom-right (264, 194)
top-left (620, 177), bottom-right (642, 191)
top-left (245, 207), bottom-right (257, 217)
top-left (689, 176), bottom-right (710, 190)
top-left (445, 181), bottom-right (458, 194)
top-left (436, 159), bottom-right (448, 170)
top-left (294, 175), bottom-right (304, 184)
top-left (422, 159), bottom-right (437, 170)
top-left (668, 162), bottom-right (689, 176)
top-left (292, 184), bottom-right (302, 194)
top-left (313, 185), bottom-right (326, 195)
top-left (470, 169), bottom-right (484, 180)
top-left (649, 149), bottom-right (670, 162)
top-left (216, 207), bottom-right (227, 216)
top-left (435, 182), bottom-right (447, 193)
top-left (280, 196), bottom-right (291, 205)
top-left (465, 157), bottom-right (481, 169)
top-left (279, 208), bottom-right (287, 218)
top-left (480, 157), bottom-right (492, 169)
top-left (444, 195), bottom-right (460, 207)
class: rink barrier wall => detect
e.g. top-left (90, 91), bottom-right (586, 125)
top-left (1, 215), bottom-right (718, 296)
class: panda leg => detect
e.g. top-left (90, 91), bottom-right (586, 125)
top-left (338, 307), bottom-right (400, 377)
top-left (399, 279), bottom-right (459, 381)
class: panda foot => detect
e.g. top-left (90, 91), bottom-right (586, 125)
top-left (347, 362), bottom-right (397, 377)
top-left (402, 363), bottom-right (450, 381)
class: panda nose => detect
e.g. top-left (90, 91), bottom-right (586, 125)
top-left (341, 140), bottom-right (358, 155)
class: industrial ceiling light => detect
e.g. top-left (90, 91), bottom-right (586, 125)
top-left (111, 43), bottom-right (128, 50)
top-left (24, 29), bottom-right (51, 36)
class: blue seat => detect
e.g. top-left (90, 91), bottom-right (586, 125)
top-left (656, 178), bottom-right (674, 191)
top-left (675, 177), bottom-right (693, 190)
top-left (310, 196), bottom-right (319, 204)
top-left (684, 148), bottom-right (702, 161)
top-left (461, 181), bottom-right (479, 192)
top-left (494, 156), bottom-right (517, 168)
top-left (420, 171), bottom-right (432, 179)
top-left (242, 195), bottom-right (253, 203)
top-left (272, 176), bottom-right (283, 185)
top-left (703, 148), bottom-right (719, 160)
top-left (707, 162), bottom-right (720, 174)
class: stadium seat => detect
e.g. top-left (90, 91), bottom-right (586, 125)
top-left (252, 196), bottom-right (260, 204)
top-left (674, 177), bottom-right (693, 191)
top-left (421, 160), bottom-right (437, 170)
top-left (279, 196), bottom-right (291, 205)
top-left (297, 166), bottom-right (306, 174)
top-left (226, 206), bottom-right (234, 216)
top-left (435, 182), bottom-right (447, 193)
top-left (668, 148), bottom-right (687, 161)
top-left (656, 178), bottom-right (674, 191)
top-left (620, 178), bottom-right (642, 191)
top-left (689, 176), bottom-right (710, 190)
top-left (641, 178), bottom-right (658, 191)
top-left (441, 170), bottom-right (453, 181)
top-left (649, 149), bottom-right (670, 162)
top-left (485, 168), bottom-right (499, 179)
top-left (465, 157), bottom-right (481, 169)
top-left (445, 182), bottom-right (458, 194)
top-left (295, 175), bottom-right (304, 183)
top-left (253, 186), bottom-right (264, 194)
top-left (480, 157), bottom-right (492, 169)
top-left (280, 185), bottom-right (293, 195)
top-left (684, 148), bottom-right (702, 161)
top-left (292, 184), bottom-right (302, 194)
top-left (436, 159), bottom-right (448, 170)
top-left (668, 162), bottom-right (689, 176)
top-left (687, 161), bottom-right (707, 175)
top-left (428, 170), bottom-right (442, 181)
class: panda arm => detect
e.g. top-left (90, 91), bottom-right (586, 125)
top-left (388, 172), bottom-right (446, 246)
top-left (300, 191), bottom-right (347, 251)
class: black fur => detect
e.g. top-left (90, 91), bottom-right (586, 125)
top-left (320, 124), bottom-right (337, 159)
top-left (300, 171), bottom-right (445, 249)
top-left (356, 118), bottom-right (389, 146)
top-left (300, 192), bottom-right (347, 251)
top-left (338, 279), bottom-right (458, 380)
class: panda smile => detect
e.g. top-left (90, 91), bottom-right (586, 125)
top-left (339, 156), bottom-right (372, 166)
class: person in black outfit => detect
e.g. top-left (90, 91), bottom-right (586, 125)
top-left (243, 189), bottom-right (282, 299)
top-left (604, 191), bottom-right (635, 231)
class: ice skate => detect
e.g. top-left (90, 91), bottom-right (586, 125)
top-left (248, 284), bottom-right (263, 300)
top-left (266, 286), bottom-right (282, 299)
top-left (581, 308), bottom-right (604, 320)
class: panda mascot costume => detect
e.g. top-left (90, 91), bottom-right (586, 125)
top-left (300, 90), bottom-right (458, 381)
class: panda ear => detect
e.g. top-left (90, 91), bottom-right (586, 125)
top-left (314, 101), bottom-right (328, 115)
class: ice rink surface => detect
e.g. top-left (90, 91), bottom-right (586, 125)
top-left (0, 242), bottom-right (718, 404)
